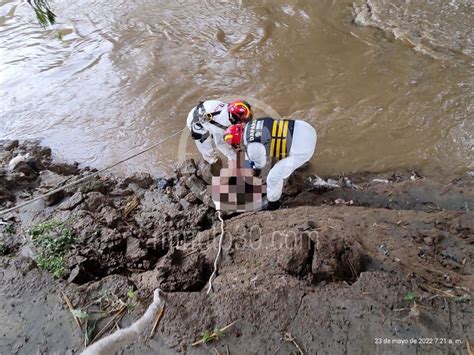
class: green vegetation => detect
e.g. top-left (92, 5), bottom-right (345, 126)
top-left (85, 318), bottom-right (98, 346)
top-left (68, 289), bottom-right (138, 346)
top-left (213, 327), bottom-right (224, 339)
top-left (0, 243), bottom-right (7, 255)
top-left (29, 219), bottom-right (75, 278)
top-left (454, 294), bottom-right (471, 303)
top-left (98, 290), bottom-right (113, 307)
top-left (192, 321), bottom-right (236, 346)
top-left (404, 291), bottom-right (416, 303)
top-left (127, 287), bottom-right (137, 300)
top-left (202, 326), bottom-right (225, 344)
top-left (71, 308), bottom-right (89, 321)
top-left (0, 223), bottom-right (14, 255)
top-left (3, 223), bottom-right (15, 235)
top-left (201, 330), bottom-right (212, 343)
top-left (27, 0), bottom-right (56, 27)
top-left (126, 287), bottom-right (138, 311)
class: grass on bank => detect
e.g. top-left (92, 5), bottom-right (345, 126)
top-left (28, 219), bottom-right (75, 278)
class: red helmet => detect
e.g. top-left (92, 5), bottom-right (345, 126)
top-left (228, 99), bottom-right (252, 124)
top-left (224, 124), bottom-right (243, 146)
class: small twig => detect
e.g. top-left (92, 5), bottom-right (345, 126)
top-left (455, 285), bottom-right (471, 293)
top-left (283, 333), bottom-right (304, 355)
top-left (226, 344), bottom-right (230, 355)
top-left (304, 338), bottom-right (310, 353)
top-left (149, 305), bottom-right (165, 338)
top-left (394, 303), bottom-right (431, 312)
top-left (466, 337), bottom-right (473, 355)
top-left (113, 306), bottom-right (127, 329)
top-left (427, 294), bottom-right (441, 301)
top-left (61, 291), bottom-right (83, 332)
top-left (122, 196), bottom-right (140, 217)
top-left (422, 265), bottom-right (452, 276)
top-left (217, 321), bottom-right (237, 333)
top-left (414, 304), bottom-right (431, 309)
top-left (191, 321), bottom-right (237, 346)
top-left (213, 347), bottom-right (222, 355)
top-left (345, 256), bottom-right (357, 280)
top-left (82, 300), bottom-right (99, 310)
top-left (421, 284), bottom-right (456, 298)
top-left (90, 305), bottom-right (127, 344)
top-left (84, 310), bottom-right (108, 315)
top-left (84, 319), bottom-right (88, 348)
top-left (184, 249), bottom-right (199, 257)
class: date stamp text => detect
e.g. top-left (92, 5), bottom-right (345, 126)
top-left (374, 338), bottom-right (462, 345)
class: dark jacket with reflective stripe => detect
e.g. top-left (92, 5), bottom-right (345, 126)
top-left (244, 117), bottom-right (295, 160)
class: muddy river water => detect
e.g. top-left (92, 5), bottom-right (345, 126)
top-left (0, 0), bottom-right (472, 176)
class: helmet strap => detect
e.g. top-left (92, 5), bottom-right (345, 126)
top-left (228, 112), bottom-right (238, 124)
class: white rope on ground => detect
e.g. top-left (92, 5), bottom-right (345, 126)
top-left (81, 289), bottom-right (163, 355)
top-left (0, 128), bottom-right (185, 216)
top-left (206, 210), bottom-right (225, 295)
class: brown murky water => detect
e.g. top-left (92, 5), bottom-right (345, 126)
top-left (0, 0), bottom-right (472, 176)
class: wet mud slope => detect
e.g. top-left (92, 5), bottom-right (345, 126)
top-left (0, 140), bottom-right (473, 354)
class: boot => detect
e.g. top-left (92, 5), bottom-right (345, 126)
top-left (266, 200), bottom-right (281, 211)
top-left (261, 197), bottom-right (281, 211)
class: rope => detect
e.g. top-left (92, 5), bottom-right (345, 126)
top-left (206, 210), bottom-right (225, 295)
top-left (0, 128), bottom-right (185, 216)
top-left (81, 289), bottom-right (163, 355)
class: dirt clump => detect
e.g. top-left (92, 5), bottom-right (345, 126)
top-left (131, 249), bottom-right (212, 293)
top-left (310, 231), bottom-right (364, 283)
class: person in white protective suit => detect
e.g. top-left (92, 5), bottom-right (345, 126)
top-left (186, 99), bottom-right (253, 172)
top-left (224, 117), bottom-right (317, 210)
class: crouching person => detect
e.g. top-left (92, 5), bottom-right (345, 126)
top-left (224, 118), bottom-right (317, 210)
top-left (186, 99), bottom-right (253, 174)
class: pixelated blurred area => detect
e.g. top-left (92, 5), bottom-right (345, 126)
top-left (209, 160), bottom-right (266, 212)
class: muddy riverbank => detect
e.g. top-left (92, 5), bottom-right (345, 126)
top-left (0, 140), bottom-right (473, 354)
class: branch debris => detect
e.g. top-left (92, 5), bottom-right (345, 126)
top-left (27, 0), bottom-right (56, 27)
top-left (192, 321), bottom-right (237, 347)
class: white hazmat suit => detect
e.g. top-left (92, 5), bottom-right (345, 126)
top-left (186, 100), bottom-right (236, 164)
top-left (243, 119), bottom-right (317, 202)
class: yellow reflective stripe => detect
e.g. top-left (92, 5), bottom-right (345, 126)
top-left (270, 121), bottom-right (278, 157)
top-left (276, 138), bottom-right (281, 159)
top-left (282, 120), bottom-right (289, 137)
top-left (270, 139), bottom-right (276, 157)
top-left (272, 120), bottom-right (284, 159)
top-left (272, 120), bottom-right (278, 136)
top-left (277, 120), bottom-right (284, 137)
top-left (281, 120), bottom-right (289, 158)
